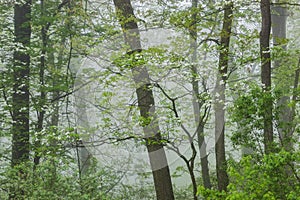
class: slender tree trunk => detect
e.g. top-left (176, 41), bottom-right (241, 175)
top-left (260, 0), bottom-right (273, 154)
top-left (74, 67), bottom-right (93, 177)
top-left (47, 41), bottom-right (61, 190)
top-left (11, 0), bottom-right (31, 167)
top-left (50, 37), bottom-right (65, 128)
top-left (162, 88), bottom-right (198, 199)
top-left (190, 0), bottom-right (211, 189)
top-left (113, 1), bottom-right (174, 199)
top-left (34, 0), bottom-right (47, 166)
top-left (214, 1), bottom-right (233, 191)
top-left (50, 55), bottom-right (59, 129)
top-left (178, 150), bottom-right (198, 200)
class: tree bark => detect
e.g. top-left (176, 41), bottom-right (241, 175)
top-left (190, 0), bottom-right (211, 189)
top-left (10, 1), bottom-right (31, 198)
top-left (272, 4), bottom-right (299, 190)
top-left (260, 0), bottom-right (273, 154)
top-left (113, 0), bottom-right (174, 199)
top-left (11, 0), bottom-right (31, 167)
top-left (271, 4), bottom-right (296, 151)
top-left (74, 67), bottom-right (93, 177)
top-left (214, 1), bottom-right (233, 191)
top-left (34, 0), bottom-right (47, 167)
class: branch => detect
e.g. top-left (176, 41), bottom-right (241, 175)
top-left (166, 141), bottom-right (190, 165)
top-left (154, 83), bottom-right (195, 142)
top-left (68, 136), bottom-right (140, 148)
top-left (271, 2), bottom-right (300, 7)
top-left (44, 0), bottom-right (70, 37)
top-left (199, 38), bottom-right (220, 46)
top-left (57, 0), bottom-right (70, 10)
top-left (51, 78), bottom-right (94, 103)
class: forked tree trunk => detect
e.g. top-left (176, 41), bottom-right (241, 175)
top-left (113, 0), bottom-right (174, 199)
top-left (214, 1), bottom-right (233, 191)
top-left (260, 0), bottom-right (273, 154)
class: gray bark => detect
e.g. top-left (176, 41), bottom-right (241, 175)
top-left (190, 0), bottom-right (211, 189)
top-left (271, 4), bottom-right (296, 151)
top-left (74, 73), bottom-right (93, 176)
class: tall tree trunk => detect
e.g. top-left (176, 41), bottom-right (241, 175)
top-left (34, 0), bottom-right (47, 167)
top-left (214, 1), bottom-right (233, 191)
top-left (11, 0), bottom-right (31, 167)
top-left (74, 66), bottom-right (93, 177)
top-left (112, 1), bottom-right (174, 199)
top-left (260, 0), bottom-right (273, 154)
top-left (271, 4), bottom-right (295, 150)
top-left (190, 0), bottom-right (211, 189)
top-left (47, 40), bottom-right (62, 190)
top-left (10, 0), bottom-right (31, 198)
top-left (272, 4), bottom-right (298, 191)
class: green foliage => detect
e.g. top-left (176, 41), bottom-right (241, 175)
top-left (229, 83), bottom-right (277, 151)
top-left (112, 47), bottom-right (186, 74)
top-left (0, 160), bottom-right (82, 199)
top-left (173, 185), bottom-right (194, 200)
top-left (0, 143), bottom-right (141, 200)
top-left (198, 150), bottom-right (300, 200)
top-left (227, 151), bottom-right (300, 200)
top-left (197, 185), bottom-right (227, 200)
top-left (0, 0), bottom-right (300, 199)
top-left (32, 126), bottom-right (79, 158)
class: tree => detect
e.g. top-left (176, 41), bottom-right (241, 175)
top-left (271, 1), bottom-right (298, 151)
top-left (214, 0), bottom-right (233, 191)
top-left (11, 0), bottom-right (31, 168)
top-left (0, 0), bottom-right (299, 199)
top-left (190, 0), bottom-right (212, 189)
top-left (9, 0), bottom-right (32, 198)
top-left (260, 0), bottom-right (273, 154)
top-left (112, 0), bottom-right (175, 199)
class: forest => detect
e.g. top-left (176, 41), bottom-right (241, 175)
top-left (0, 0), bottom-right (300, 199)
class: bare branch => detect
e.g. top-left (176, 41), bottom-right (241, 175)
top-left (271, 2), bottom-right (300, 7)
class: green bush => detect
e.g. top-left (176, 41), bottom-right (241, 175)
top-left (197, 150), bottom-right (300, 200)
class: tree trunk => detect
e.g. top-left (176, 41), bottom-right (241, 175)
top-left (113, 0), bottom-right (174, 199)
top-left (272, 4), bottom-right (299, 192)
top-left (260, 0), bottom-right (273, 154)
top-left (10, 1), bottom-right (31, 198)
top-left (74, 67), bottom-right (93, 177)
top-left (271, 4), bottom-right (295, 151)
top-left (190, 0), bottom-right (211, 189)
top-left (47, 39), bottom-right (62, 190)
top-left (214, 1), bottom-right (233, 191)
top-left (34, 0), bottom-right (47, 167)
top-left (11, 0), bottom-right (31, 167)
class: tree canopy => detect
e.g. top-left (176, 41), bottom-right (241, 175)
top-left (0, 0), bottom-right (299, 199)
